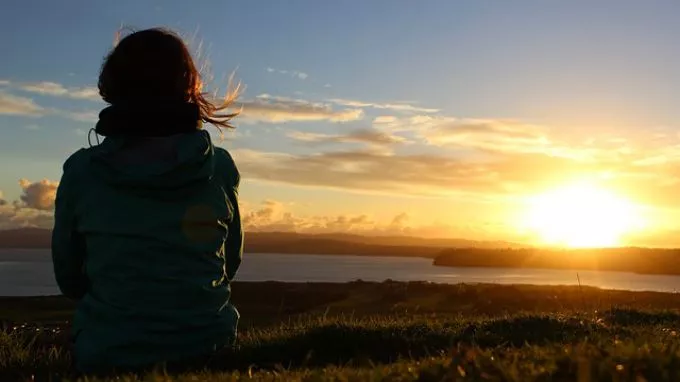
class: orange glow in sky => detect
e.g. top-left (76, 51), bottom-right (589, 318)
top-left (522, 182), bottom-right (646, 248)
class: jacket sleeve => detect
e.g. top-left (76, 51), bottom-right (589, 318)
top-left (222, 150), bottom-right (243, 281)
top-left (51, 156), bottom-right (88, 300)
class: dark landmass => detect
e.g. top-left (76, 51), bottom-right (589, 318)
top-left (7, 228), bottom-right (680, 276)
top-left (0, 228), bottom-right (52, 248)
top-left (3, 281), bottom-right (680, 326)
top-left (434, 247), bottom-right (680, 275)
top-left (5, 282), bottom-right (680, 381)
top-left (0, 228), bottom-right (520, 258)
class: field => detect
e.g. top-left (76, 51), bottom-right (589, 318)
top-left (4, 281), bottom-right (680, 381)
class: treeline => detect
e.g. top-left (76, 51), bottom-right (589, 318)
top-left (433, 247), bottom-right (680, 275)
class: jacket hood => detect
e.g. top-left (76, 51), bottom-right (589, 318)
top-left (90, 130), bottom-right (215, 191)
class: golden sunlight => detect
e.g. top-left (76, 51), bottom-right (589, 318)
top-left (523, 182), bottom-right (643, 248)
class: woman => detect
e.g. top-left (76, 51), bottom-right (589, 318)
top-left (51, 28), bottom-right (243, 374)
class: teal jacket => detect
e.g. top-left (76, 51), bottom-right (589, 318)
top-left (51, 130), bottom-right (243, 373)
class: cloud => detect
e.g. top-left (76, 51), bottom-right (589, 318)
top-left (242, 199), bottom-right (398, 235)
top-left (329, 98), bottom-right (440, 114)
top-left (20, 82), bottom-right (70, 96)
top-left (231, 143), bottom-right (679, 205)
top-left (0, 92), bottom-right (45, 116)
top-left (237, 95), bottom-right (364, 123)
top-left (0, 184), bottom-right (482, 239)
top-left (266, 67), bottom-right (308, 80)
top-left (372, 115), bottom-right (602, 159)
top-left (418, 117), bottom-right (552, 154)
top-left (390, 212), bottom-right (409, 227)
top-left (230, 113), bottom-right (680, 215)
top-left (231, 148), bottom-right (531, 197)
top-left (0, 181), bottom-right (58, 230)
top-left (0, 89), bottom-right (97, 122)
top-left (287, 128), bottom-right (406, 147)
top-left (0, 185), bottom-right (464, 238)
top-left (17, 81), bottom-right (101, 102)
top-left (0, 203), bottom-right (53, 230)
top-left (0, 80), bottom-right (10, 86)
top-left (240, 200), bottom-right (495, 239)
top-left (18, 179), bottom-right (58, 211)
top-left (56, 109), bottom-right (98, 123)
top-left (69, 88), bottom-right (100, 101)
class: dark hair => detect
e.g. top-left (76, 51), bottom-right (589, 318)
top-left (98, 27), bottom-right (240, 130)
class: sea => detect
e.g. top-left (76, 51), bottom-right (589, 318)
top-left (2, 249), bottom-right (680, 296)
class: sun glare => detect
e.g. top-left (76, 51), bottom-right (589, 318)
top-left (523, 182), bottom-right (643, 248)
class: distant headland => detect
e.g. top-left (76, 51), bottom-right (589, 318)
top-left (4, 228), bottom-right (680, 276)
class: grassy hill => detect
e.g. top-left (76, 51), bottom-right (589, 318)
top-left (3, 281), bottom-right (680, 381)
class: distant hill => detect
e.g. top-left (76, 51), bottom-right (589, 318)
top-left (434, 247), bottom-right (680, 275)
top-left (245, 231), bottom-right (521, 252)
top-left (0, 228), bottom-right (521, 258)
top-left (0, 228), bottom-right (52, 249)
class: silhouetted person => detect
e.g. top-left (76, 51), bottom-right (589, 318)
top-left (51, 28), bottom-right (243, 374)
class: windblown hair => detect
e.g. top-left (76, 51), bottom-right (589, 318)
top-left (98, 27), bottom-right (240, 130)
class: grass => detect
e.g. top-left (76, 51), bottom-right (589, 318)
top-left (3, 281), bottom-right (680, 381)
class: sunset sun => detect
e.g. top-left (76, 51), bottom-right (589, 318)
top-left (523, 182), bottom-right (643, 248)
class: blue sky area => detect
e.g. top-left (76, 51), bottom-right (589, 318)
top-left (3, 1), bottom-right (680, 245)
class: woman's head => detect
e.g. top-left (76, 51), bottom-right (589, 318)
top-left (98, 28), bottom-right (239, 130)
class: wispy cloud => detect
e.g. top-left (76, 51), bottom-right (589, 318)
top-left (373, 114), bottom-right (573, 156)
top-left (329, 98), bottom-right (440, 114)
top-left (231, 148), bottom-right (515, 197)
top-left (0, 90), bottom-right (97, 122)
top-left (0, 92), bottom-right (45, 116)
top-left (287, 128), bottom-right (406, 146)
top-left (266, 67), bottom-right (309, 80)
top-left (17, 81), bottom-right (100, 102)
top-left (417, 117), bottom-right (551, 155)
top-left (237, 94), bottom-right (363, 123)
top-left (56, 110), bottom-right (98, 123)
top-left (230, 122), bottom-right (680, 211)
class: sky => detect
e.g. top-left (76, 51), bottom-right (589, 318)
top-left (3, 1), bottom-right (680, 246)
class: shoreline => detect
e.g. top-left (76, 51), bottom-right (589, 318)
top-left (4, 281), bottom-right (680, 327)
top-left (2, 278), bottom-right (680, 299)
top-left (432, 261), bottom-right (680, 277)
top-left (9, 242), bottom-right (680, 277)
top-left (7, 248), bottom-right (680, 277)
